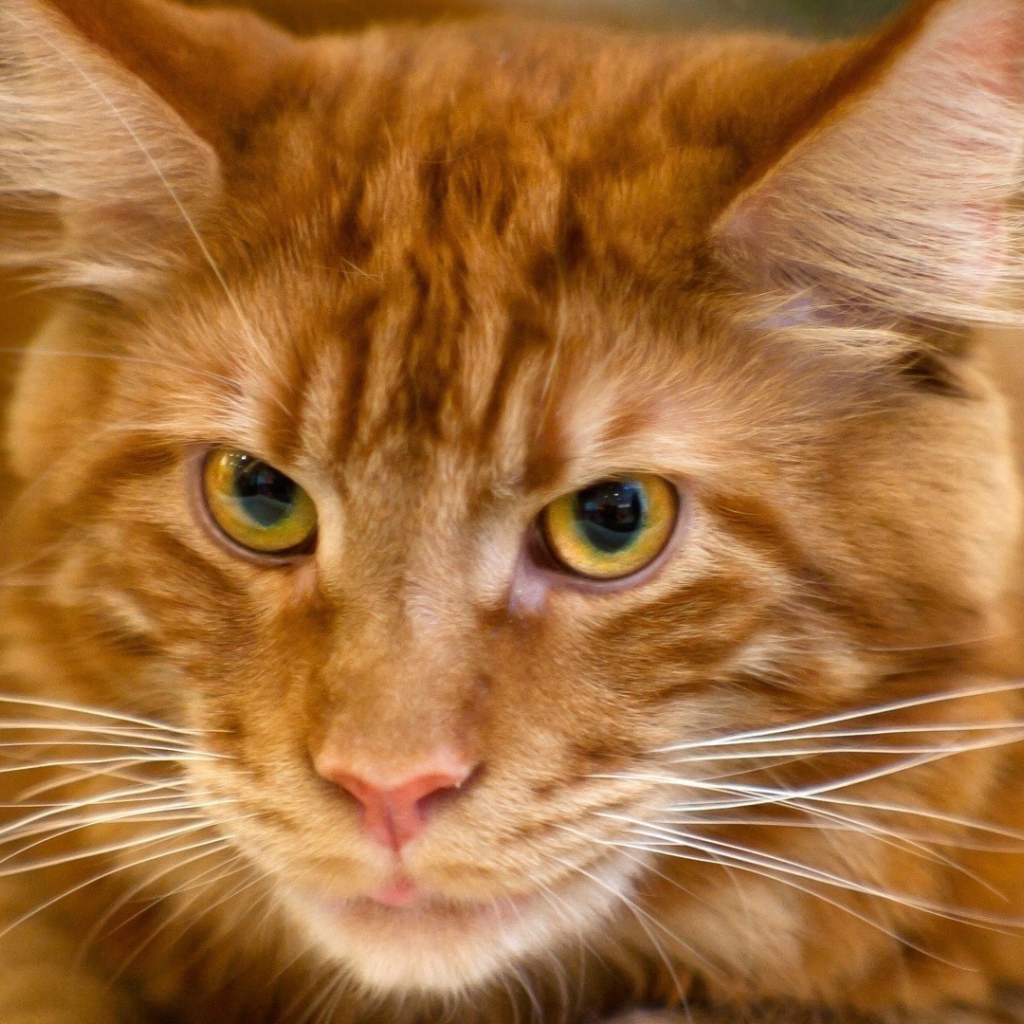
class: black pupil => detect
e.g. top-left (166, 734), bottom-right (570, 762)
top-left (574, 480), bottom-right (646, 554)
top-left (232, 456), bottom-right (298, 528)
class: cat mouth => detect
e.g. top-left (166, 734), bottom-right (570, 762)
top-left (288, 873), bottom-right (556, 991)
top-left (285, 857), bottom-right (638, 993)
top-left (366, 876), bottom-right (421, 907)
top-left (288, 872), bottom-right (552, 974)
top-left (311, 876), bottom-right (532, 928)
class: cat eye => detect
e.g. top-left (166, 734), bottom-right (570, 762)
top-left (202, 448), bottom-right (318, 558)
top-left (540, 475), bottom-right (678, 581)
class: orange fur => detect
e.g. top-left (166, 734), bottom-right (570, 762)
top-left (1, 0), bottom-right (1024, 1022)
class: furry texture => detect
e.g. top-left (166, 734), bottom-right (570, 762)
top-left (1, 0), bottom-right (1024, 1022)
top-left (0, 0), bottom-right (220, 293)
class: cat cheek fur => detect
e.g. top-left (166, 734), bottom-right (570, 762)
top-left (2, 0), bottom-right (1024, 1021)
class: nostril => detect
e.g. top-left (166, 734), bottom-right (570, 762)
top-left (413, 762), bottom-right (483, 820)
top-left (330, 773), bottom-right (380, 817)
top-left (389, 765), bottom-right (476, 812)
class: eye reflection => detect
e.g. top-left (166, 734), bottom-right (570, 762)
top-left (202, 448), bottom-right (318, 557)
top-left (541, 475), bottom-right (677, 581)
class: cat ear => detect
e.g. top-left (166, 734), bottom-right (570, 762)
top-left (714, 0), bottom-right (1024, 328)
top-left (0, 0), bottom-right (289, 297)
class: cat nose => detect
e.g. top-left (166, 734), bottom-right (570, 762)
top-left (314, 751), bottom-right (478, 852)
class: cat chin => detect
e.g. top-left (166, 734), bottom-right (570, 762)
top-left (282, 862), bottom-right (635, 995)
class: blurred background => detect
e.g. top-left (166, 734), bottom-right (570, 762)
top-left (533, 0), bottom-right (908, 34)
top-left (216, 0), bottom-right (911, 39)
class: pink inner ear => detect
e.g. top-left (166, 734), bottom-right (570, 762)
top-left (714, 0), bottom-right (1024, 326)
top-left (945, 1), bottom-right (1024, 100)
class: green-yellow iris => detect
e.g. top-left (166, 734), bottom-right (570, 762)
top-left (541, 475), bottom-right (677, 581)
top-left (203, 449), bottom-right (317, 556)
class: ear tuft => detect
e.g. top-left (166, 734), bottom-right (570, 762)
top-left (0, 0), bottom-right (220, 296)
top-left (715, 0), bottom-right (1024, 328)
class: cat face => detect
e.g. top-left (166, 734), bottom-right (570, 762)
top-left (2, 0), bottom-right (1024, 1006)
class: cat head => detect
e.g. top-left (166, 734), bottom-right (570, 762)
top-left (2, 0), bottom-right (1024, 1006)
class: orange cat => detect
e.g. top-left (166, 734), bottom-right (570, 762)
top-left (1, 0), bottom-right (1024, 1021)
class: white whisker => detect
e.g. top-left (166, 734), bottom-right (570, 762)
top-left (0, 831), bottom-right (236, 942)
top-left (0, 720), bottom-right (204, 747)
top-left (76, 841), bottom-right (246, 957)
top-left (0, 798), bottom-right (238, 864)
top-left (0, 781), bottom-right (193, 840)
top-left (0, 694), bottom-right (207, 736)
top-left (617, 819), bottom-right (1023, 931)
top-left (0, 820), bottom-right (223, 879)
top-left (668, 724), bottom-right (1024, 764)
top-left (0, 755), bottom-right (201, 778)
top-left (13, 763), bottom-right (193, 802)
top-left (599, 729), bottom-right (1024, 819)
top-left (110, 858), bottom-right (265, 982)
top-left (655, 679), bottom-right (1024, 754)
top-left (549, 852), bottom-right (716, 991)
top-left (610, 834), bottom-right (968, 968)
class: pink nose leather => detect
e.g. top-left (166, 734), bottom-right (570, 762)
top-left (315, 755), bottom-right (475, 852)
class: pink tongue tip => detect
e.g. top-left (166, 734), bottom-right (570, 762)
top-left (372, 878), bottom-right (420, 907)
